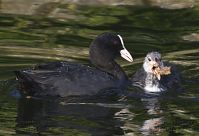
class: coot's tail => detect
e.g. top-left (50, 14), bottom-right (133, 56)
top-left (14, 70), bottom-right (40, 96)
top-left (15, 70), bottom-right (36, 85)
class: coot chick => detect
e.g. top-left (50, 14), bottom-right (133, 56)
top-left (131, 52), bottom-right (180, 92)
top-left (15, 33), bottom-right (133, 97)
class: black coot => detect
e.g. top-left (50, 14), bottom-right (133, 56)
top-left (131, 52), bottom-right (180, 92)
top-left (15, 33), bottom-right (133, 97)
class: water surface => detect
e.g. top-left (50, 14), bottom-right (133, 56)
top-left (0, 1), bottom-right (199, 135)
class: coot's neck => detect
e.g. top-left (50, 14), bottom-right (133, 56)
top-left (111, 61), bottom-right (128, 81)
top-left (91, 59), bottom-right (128, 82)
top-left (144, 71), bottom-right (165, 92)
top-left (145, 73), bottom-right (159, 87)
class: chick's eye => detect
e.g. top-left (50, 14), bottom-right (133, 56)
top-left (148, 58), bottom-right (151, 61)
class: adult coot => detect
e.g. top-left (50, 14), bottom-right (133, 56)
top-left (131, 52), bottom-right (180, 92)
top-left (15, 33), bottom-right (133, 97)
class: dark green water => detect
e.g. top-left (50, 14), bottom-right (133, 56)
top-left (0, 1), bottom-right (199, 135)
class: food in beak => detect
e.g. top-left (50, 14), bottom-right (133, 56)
top-left (152, 66), bottom-right (171, 80)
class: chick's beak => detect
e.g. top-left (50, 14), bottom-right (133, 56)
top-left (120, 49), bottom-right (133, 62)
top-left (151, 62), bottom-right (159, 71)
top-left (151, 61), bottom-right (161, 80)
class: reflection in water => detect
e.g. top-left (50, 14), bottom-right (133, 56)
top-left (114, 107), bottom-right (136, 135)
top-left (140, 97), bottom-right (163, 135)
top-left (0, 0), bottom-right (199, 135)
top-left (16, 95), bottom-right (169, 135)
top-left (16, 97), bottom-right (126, 135)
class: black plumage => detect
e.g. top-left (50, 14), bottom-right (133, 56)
top-left (15, 33), bottom-right (133, 97)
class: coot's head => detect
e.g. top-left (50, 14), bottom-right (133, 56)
top-left (89, 33), bottom-right (133, 67)
top-left (143, 52), bottom-right (164, 75)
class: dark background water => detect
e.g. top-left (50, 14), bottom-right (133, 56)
top-left (0, 0), bottom-right (199, 135)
